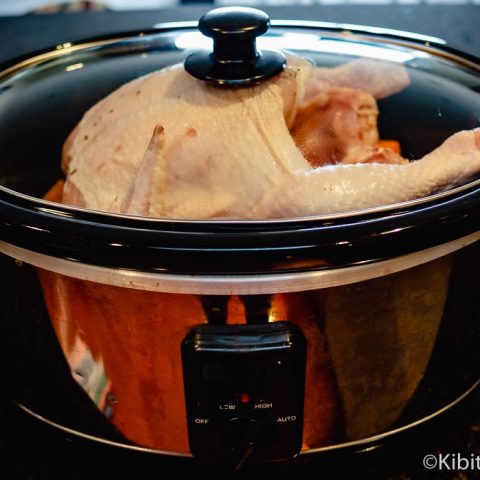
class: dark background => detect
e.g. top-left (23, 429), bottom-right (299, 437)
top-left (0, 5), bottom-right (480, 61)
top-left (0, 4), bottom-right (479, 479)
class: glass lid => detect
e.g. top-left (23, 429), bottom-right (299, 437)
top-left (0, 8), bottom-right (479, 274)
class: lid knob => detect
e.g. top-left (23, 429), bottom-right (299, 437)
top-left (184, 7), bottom-right (286, 86)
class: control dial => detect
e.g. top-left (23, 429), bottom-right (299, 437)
top-left (222, 417), bottom-right (264, 449)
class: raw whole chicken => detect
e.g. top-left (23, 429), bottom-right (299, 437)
top-left (61, 56), bottom-right (480, 219)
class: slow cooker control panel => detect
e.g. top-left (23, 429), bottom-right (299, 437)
top-left (181, 322), bottom-right (306, 465)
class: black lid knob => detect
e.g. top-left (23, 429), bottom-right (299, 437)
top-left (184, 7), bottom-right (286, 87)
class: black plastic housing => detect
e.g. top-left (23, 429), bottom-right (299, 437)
top-left (181, 322), bottom-right (307, 465)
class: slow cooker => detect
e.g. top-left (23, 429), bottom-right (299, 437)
top-left (1, 6), bottom-right (479, 469)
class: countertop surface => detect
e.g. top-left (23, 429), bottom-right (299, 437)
top-left (0, 4), bottom-right (480, 479)
top-left (0, 4), bottom-right (480, 62)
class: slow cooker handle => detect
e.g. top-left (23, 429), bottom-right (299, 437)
top-left (184, 6), bottom-right (286, 86)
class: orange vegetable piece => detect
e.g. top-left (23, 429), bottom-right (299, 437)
top-left (377, 139), bottom-right (401, 154)
top-left (43, 179), bottom-right (65, 202)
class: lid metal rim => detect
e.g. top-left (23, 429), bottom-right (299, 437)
top-left (2, 178), bottom-right (480, 227)
top-left (2, 231), bottom-right (478, 295)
